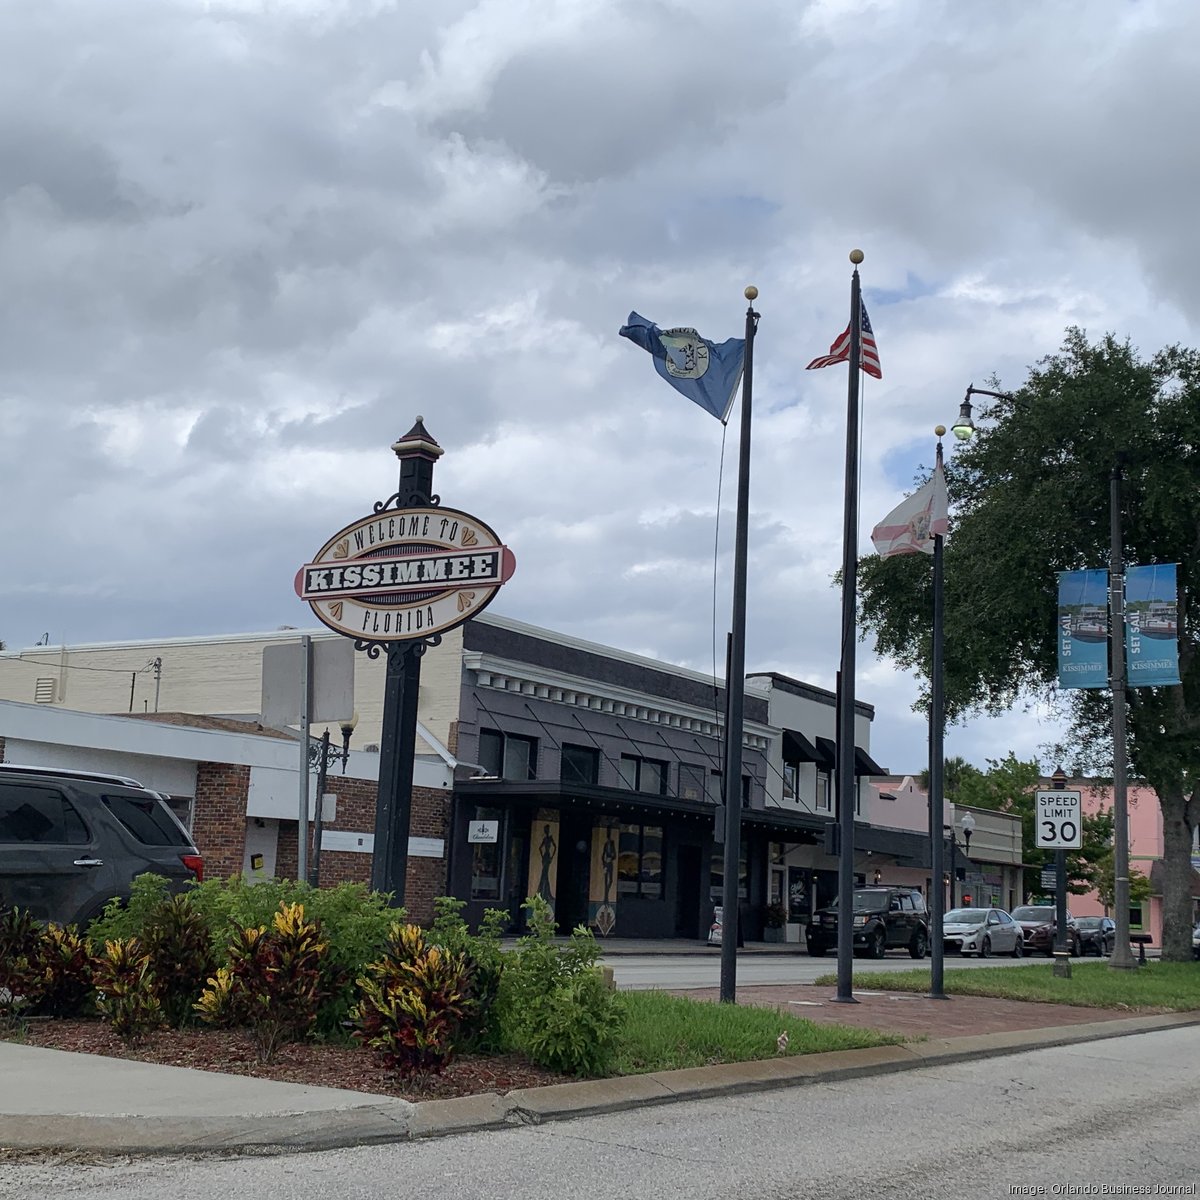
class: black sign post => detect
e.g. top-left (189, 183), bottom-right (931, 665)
top-left (296, 418), bottom-right (515, 908)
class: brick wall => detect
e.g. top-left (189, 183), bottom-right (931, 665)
top-left (299, 776), bottom-right (450, 923)
top-left (188, 758), bottom-right (449, 925)
top-left (191, 761), bottom-right (251, 879)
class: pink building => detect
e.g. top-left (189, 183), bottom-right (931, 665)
top-left (867, 777), bottom-right (1023, 913)
top-left (1068, 777), bottom-right (1200, 947)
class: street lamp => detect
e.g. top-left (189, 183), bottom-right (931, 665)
top-left (307, 712), bottom-right (359, 888)
top-left (942, 811), bottom-right (976, 909)
top-left (952, 384), bottom-right (1012, 441)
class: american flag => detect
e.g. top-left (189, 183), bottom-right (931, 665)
top-left (805, 304), bottom-right (882, 379)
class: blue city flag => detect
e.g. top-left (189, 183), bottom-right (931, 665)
top-left (619, 312), bottom-right (745, 422)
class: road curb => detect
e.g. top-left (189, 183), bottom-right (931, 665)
top-left (3, 1012), bottom-right (1197, 1156)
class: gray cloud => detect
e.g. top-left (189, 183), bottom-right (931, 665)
top-left (2, 0), bottom-right (1197, 773)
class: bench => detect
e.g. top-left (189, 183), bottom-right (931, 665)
top-left (1130, 932), bottom-right (1152, 965)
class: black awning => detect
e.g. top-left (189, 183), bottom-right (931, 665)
top-left (815, 736), bottom-right (838, 769)
top-left (855, 824), bottom-right (931, 867)
top-left (782, 729), bottom-right (823, 764)
top-left (814, 737), bottom-right (886, 777)
top-left (854, 747), bottom-right (888, 777)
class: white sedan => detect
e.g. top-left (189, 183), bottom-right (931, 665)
top-left (941, 907), bottom-right (1024, 958)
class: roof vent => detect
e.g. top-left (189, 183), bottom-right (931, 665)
top-left (34, 677), bottom-right (56, 704)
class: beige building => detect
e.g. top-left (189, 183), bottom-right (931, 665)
top-left (0, 625), bottom-right (466, 758)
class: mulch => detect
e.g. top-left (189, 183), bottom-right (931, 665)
top-left (15, 1020), bottom-right (564, 1102)
top-left (673, 982), bottom-right (1170, 1039)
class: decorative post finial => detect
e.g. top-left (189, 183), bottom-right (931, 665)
top-left (849, 249), bottom-right (864, 264)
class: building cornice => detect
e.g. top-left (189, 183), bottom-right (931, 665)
top-left (462, 652), bottom-right (773, 752)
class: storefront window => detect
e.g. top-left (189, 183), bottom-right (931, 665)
top-left (469, 805), bottom-right (504, 901)
top-left (617, 823), bottom-right (664, 899)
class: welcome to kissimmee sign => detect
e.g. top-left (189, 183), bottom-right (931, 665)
top-left (296, 506), bottom-right (516, 642)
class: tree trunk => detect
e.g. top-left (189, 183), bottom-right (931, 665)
top-left (1158, 783), bottom-right (1197, 962)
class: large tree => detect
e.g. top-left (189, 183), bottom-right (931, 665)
top-left (858, 329), bottom-right (1199, 960)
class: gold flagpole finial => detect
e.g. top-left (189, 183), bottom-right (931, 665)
top-left (744, 285), bottom-right (758, 301)
top-left (935, 424), bottom-right (946, 437)
top-left (849, 249), bottom-right (864, 264)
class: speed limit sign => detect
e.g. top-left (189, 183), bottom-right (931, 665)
top-left (1035, 790), bottom-right (1083, 849)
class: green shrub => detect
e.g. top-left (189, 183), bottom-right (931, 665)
top-left (142, 894), bottom-right (215, 1028)
top-left (0, 905), bottom-right (43, 1025)
top-left (195, 902), bottom-right (330, 1062)
top-left (523, 968), bottom-right (623, 1076)
top-left (495, 896), bottom-right (623, 1076)
top-left (85, 873), bottom-right (172, 949)
top-left (90, 874), bottom-right (401, 1036)
top-left (92, 938), bottom-right (164, 1044)
top-left (426, 897), bottom-right (508, 1050)
top-left (350, 922), bottom-right (477, 1076)
top-left (34, 925), bottom-right (93, 1018)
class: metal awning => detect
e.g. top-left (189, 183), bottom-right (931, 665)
top-left (782, 729), bottom-right (823, 765)
top-left (813, 737), bottom-right (886, 777)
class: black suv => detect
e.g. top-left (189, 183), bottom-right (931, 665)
top-left (0, 763), bottom-right (203, 927)
top-left (807, 886), bottom-right (929, 959)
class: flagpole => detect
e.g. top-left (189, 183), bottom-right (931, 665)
top-left (834, 251), bottom-right (863, 1004)
top-left (929, 431), bottom-right (948, 1000)
top-left (719, 286), bottom-right (760, 1005)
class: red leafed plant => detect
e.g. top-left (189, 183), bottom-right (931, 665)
top-left (350, 922), bottom-right (477, 1077)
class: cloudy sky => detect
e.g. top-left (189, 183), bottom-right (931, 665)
top-left (2, 0), bottom-right (1197, 775)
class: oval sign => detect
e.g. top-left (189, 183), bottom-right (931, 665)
top-left (295, 506), bottom-right (516, 642)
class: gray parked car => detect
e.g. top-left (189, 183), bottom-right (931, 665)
top-left (941, 906), bottom-right (1024, 957)
top-left (0, 763), bottom-right (203, 927)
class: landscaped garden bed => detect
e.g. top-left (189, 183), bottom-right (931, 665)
top-left (16, 1018), bottom-right (563, 1101)
top-left (2, 875), bottom-right (901, 1102)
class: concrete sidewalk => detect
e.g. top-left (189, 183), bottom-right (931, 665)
top-left (2, 1008), bottom-right (1197, 1157)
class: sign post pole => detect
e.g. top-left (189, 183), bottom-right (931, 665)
top-left (294, 418), bottom-right (515, 910)
top-left (1036, 774), bottom-right (1081, 973)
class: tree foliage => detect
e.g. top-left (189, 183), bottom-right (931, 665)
top-left (948, 754), bottom-right (1113, 898)
top-left (858, 329), bottom-right (1199, 959)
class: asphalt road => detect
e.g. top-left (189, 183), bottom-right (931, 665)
top-left (606, 949), bottom-right (1048, 989)
top-left (5, 1025), bottom-right (1196, 1200)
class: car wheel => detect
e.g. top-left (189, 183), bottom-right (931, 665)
top-left (807, 943), bottom-right (826, 957)
top-left (979, 935), bottom-right (991, 959)
top-left (1011, 935), bottom-right (1023, 959)
top-left (909, 928), bottom-right (928, 959)
top-left (871, 928), bottom-right (887, 959)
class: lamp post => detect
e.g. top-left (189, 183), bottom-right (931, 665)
top-left (943, 811), bottom-right (975, 910)
top-left (958, 811), bottom-right (975, 903)
top-left (927, 387), bottom-right (1010, 998)
top-left (307, 712), bottom-right (359, 888)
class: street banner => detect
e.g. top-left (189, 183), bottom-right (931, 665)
top-left (1057, 569), bottom-right (1109, 689)
top-left (1125, 563), bottom-right (1181, 687)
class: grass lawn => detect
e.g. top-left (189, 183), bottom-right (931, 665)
top-left (813, 961), bottom-right (1200, 1011)
top-left (611, 989), bottom-right (902, 1075)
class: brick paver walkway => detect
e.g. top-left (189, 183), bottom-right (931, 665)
top-left (675, 982), bottom-right (1160, 1038)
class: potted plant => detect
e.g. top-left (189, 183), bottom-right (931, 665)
top-left (763, 902), bottom-right (788, 943)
